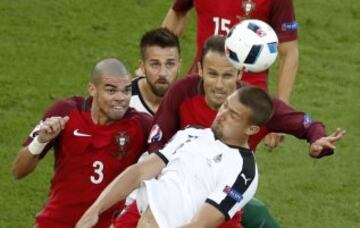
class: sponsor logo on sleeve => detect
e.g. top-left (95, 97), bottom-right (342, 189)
top-left (303, 114), bottom-right (313, 128)
top-left (147, 124), bottom-right (163, 143)
top-left (223, 185), bottom-right (243, 202)
top-left (281, 21), bottom-right (298, 32)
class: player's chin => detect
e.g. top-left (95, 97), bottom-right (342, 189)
top-left (154, 84), bottom-right (169, 96)
top-left (108, 109), bottom-right (127, 120)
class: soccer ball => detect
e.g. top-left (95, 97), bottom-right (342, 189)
top-left (225, 19), bottom-right (278, 72)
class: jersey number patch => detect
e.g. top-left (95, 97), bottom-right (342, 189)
top-left (213, 17), bottom-right (231, 35)
top-left (90, 160), bottom-right (104, 184)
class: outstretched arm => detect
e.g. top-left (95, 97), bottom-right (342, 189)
top-left (309, 128), bottom-right (345, 158)
top-left (12, 116), bottom-right (69, 179)
top-left (76, 153), bottom-right (166, 228)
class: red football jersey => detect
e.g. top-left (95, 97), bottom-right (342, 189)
top-left (172, 0), bottom-right (298, 90)
top-left (148, 75), bottom-right (329, 155)
top-left (23, 97), bottom-right (153, 228)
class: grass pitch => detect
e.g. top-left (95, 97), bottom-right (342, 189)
top-left (0, 0), bottom-right (359, 227)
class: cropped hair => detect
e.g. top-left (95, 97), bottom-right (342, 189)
top-left (200, 35), bottom-right (226, 66)
top-left (237, 86), bottom-right (274, 126)
top-left (140, 27), bottom-right (180, 59)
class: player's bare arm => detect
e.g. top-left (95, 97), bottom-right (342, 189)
top-left (12, 116), bottom-right (69, 179)
top-left (162, 8), bottom-right (190, 36)
top-left (180, 203), bottom-right (225, 228)
top-left (309, 128), bottom-right (345, 158)
top-left (76, 153), bottom-right (166, 228)
top-left (277, 40), bottom-right (299, 103)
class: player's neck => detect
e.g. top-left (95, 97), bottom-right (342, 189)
top-left (139, 78), bottom-right (162, 113)
top-left (90, 105), bottom-right (114, 125)
top-left (222, 135), bottom-right (250, 149)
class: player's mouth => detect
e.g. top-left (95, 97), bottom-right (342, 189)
top-left (156, 79), bottom-right (169, 84)
top-left (213, 91), bottom-right (226, 99)
top-left (112, 105), bottom-right (126, 111)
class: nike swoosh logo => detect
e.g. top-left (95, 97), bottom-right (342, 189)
top-left (73, 129), bottom-right (91, 137)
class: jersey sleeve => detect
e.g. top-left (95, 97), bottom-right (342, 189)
top-left (265, 98), bottom-right (334, 158)
top-left (270, 0), bottom-right (298, 42)
top-left (155, 129), bottom-right (188, 164)
top-left (172, 0), bottom-right (194, 12)
top-left (206, 152), bottom-right (258, 220)
top-left (22, 97), bottom-right (78, 158)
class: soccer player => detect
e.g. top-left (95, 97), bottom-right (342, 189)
top-left (130, 27), bottom-right (181, 115)
top-left (162, 0), bottom-right (299, 104)
top-left (76, 86), bottom-right (276, 228)
top-left (12, 58), bottom-right (153, 228)
top-left (145, 35), bottom-right (344, 228)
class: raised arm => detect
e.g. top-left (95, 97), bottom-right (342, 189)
top-left (277, 40), bottom-right (299, 103)
top-left (161, 1), bottom-right (192, 36)
top-left (76, 153), bottom-right (166, 228)
top-left (12, 116), bottom-right (69, 179)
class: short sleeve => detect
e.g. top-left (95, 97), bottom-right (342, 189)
top-left (155, 129), bottom-right (189, 164)
top-left (270, 0), bottom-right (298, 42)
top-left (206, 151), bottom-right (258, 220)
top-left (172, 0), bottom-right (193, 12)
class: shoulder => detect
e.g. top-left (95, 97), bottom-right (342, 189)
top-left (125, 108), bottom-right (153, 129)
top-left (45, 96), bottom-right (86, 117)
top-left (131, 76), bottom-right (144, 96)
top-left (169, 74), bottom-right (202, 95)
top-left (172, 0), bottom-right (194, 12)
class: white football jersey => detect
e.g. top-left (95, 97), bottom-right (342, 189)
top-left (136, 127), bottom-right (258, 227)
top-left (129, 76), bottom-right (154, 116)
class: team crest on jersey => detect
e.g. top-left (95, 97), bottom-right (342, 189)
top-left (303, 114), bottom-right (313, 128)
top-left (242, 0), bottom-right (256, 18)
top-left (116, 131), bottom-right (130, 155)
top-left (223, 185), bottom-right (243, 202)
top-left (29, 120), bottom-right (44, 138)
top-left (147, 124), bottom-right (163, 143)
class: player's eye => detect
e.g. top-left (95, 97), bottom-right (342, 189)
top-left (105, 88), bottom-right (116, 94)
top-left (165, 62), bottom-right (176, 68)
top-left (150, 62), bottom-right (160, 68)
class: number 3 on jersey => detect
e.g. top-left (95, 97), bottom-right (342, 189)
top-left (213, 17), bottom-right (231, 35)
top-left (90, 160), bottom-right (104, 184)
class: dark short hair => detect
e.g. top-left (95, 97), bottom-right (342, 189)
top-left (140, 27), bottom-right (180, 59)
top-left (200, 35), bottom-right (226, 66)
top-left (237, 86), bottom-right (273, 126)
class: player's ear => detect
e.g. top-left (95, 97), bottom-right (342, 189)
top-left (178, 58), bottom-right (182, 75)
top-left (197, 61), bottom-right (203, 77)
top-left (245, 125), bottom-right (260, 136)
top-left (237, 68), bottom-right (244, 81)
top-left (88, 82), bottom-right (96, 97)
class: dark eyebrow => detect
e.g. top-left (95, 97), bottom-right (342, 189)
top-left (104, 84), bottom-right (116, 88)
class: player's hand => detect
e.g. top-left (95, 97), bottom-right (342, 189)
top-left (309, 128), bottom-right (345, 157)
top-left (75, 210), bottom-right (99, 228)
top-left (37, 116), bottom-right (69, 143)
top-left (263, 133), bottom-right (285, 152)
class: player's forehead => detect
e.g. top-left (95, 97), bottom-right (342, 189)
top-left (99, 74), bottom-right (131, 88)
top-left (143, 46), bottom-right (180, 61)
top-left (203, 51), bottom-right (237, 73)
top-left (227, 92), bottom-right (250, 116)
